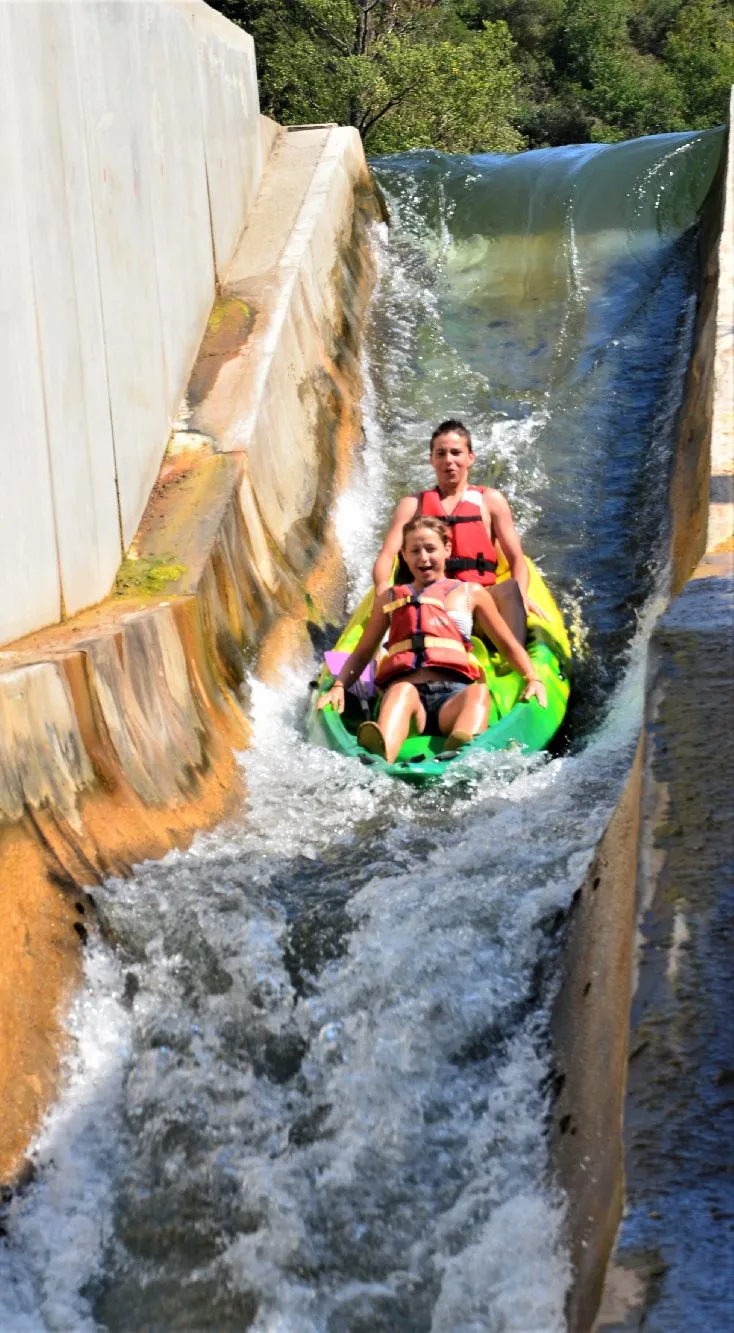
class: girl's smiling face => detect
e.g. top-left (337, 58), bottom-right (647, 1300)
top-left (402, 526), bottom-right (450, 585)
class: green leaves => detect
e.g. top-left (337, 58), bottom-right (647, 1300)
top-left (664, 0), bottom-right (734, 128)
top-left (362, 22), bottom-right (525, 153)
top-left (215, 0), bottom-right (734, 151)
top-left (515, 0), bottom-right (732, 145)
top-left (220, 1), bottom-right (524, 151)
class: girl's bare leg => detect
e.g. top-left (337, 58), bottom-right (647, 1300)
top-left (376, 681), bottom-right (426, 762)
top-left (438, 682), bottom-right (489, 740)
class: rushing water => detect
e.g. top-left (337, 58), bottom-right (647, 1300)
top-left (0, 128), bottom-right (724, 1333)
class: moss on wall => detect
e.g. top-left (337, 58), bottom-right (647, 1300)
top-left (115, 555), bottom-right (188, 597)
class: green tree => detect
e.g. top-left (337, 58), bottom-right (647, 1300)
top-left (457, 0), bottom-right (565, 54)
top-left (448, 0), bottom-right (733, 144)
top-left (628, 0), bottom-right (683, 57)
top-left (663, 0), bottom-right (734, 127)
top-left (214, 0), bottom-right (733, 150)
top-left (539, 0), bottom-right (688, 140)
top-left (216, 0), bottom-right (524, 151)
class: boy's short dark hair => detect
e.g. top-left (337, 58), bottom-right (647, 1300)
top-left (430, 419), bottom-right (472, 452)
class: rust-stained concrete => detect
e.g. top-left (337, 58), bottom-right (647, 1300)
top-left (595, 99), bottom-right (733, 1333)
top-left (594, 557), bottom-right (733, 1333)
top-left (0, 823), bottom-right (83, 1183)
top-left (0, 122), bottom-right (380, 1184)
top-left (556, 98), bottom-right (732, 1333)
top-left (667, 129), bottom-right (729, 594)
top-left (0, 582), bottom-right (250, 1183)
top-left (551, 745), bottom-right (643, 1333)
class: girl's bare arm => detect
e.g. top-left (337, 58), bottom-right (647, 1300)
top-left (470, 586), bottom-right (547, 707)
top-left (317, 597), bottom-right (390, 713)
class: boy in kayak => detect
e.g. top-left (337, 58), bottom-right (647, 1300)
top-left (372, 419), bottom-right (543, 642)
top-left (319, 515), bottom-right (546, 763)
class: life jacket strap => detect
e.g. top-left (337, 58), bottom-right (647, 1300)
top-left (447, 553), bottom-right (497, 576)
top-left (383, 594), bottom-right (444, 615)
top-left (385, 635), bottom-right (473, 658)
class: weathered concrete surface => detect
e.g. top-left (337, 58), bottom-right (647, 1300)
top-left (0, 115), bottom-right (380, 1183)
top-left (667, 120), bottom-right (730, 594)
top-left (177, 125), bottom-right (376, 599)
top-left (0, 1), bottom-right (268, 646)
top-left (594, 569), bottom-right (734, 1332)
top-left (0, 638), bottom-right (244, 1182)
top-left (551, 745), bottom-right (643, 1333)
top-left (0, 823), bottom-right (83, 1185)
top-left (707, 99), bottom-right (734, 557)
top-left (593, 94), bottom-right (733, 1332)
top-left (156, 123), bottom-right (378, 648)
top-left (0, 586), bottom-right (250, 1183)
top-left (555, 98), bottom-right (732, 1333)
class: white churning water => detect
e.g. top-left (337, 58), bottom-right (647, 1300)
top-left (0, 127), bottom-right (722, 1332)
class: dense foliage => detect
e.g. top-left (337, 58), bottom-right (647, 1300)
top-left (215, 0), bottom-right (733, 150)
top-left (471, 0), bottom-right (734, 144)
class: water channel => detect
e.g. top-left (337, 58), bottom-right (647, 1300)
top-left (0, 126), bottom-right (724, 1332)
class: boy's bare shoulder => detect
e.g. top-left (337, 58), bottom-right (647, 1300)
top-left (392, 493), bottom-right (420, 516)
top-left (482, 487), bottom-right (511, 510)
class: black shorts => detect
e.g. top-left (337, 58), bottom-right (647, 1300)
top-left (414, 678), bottom-right (468, 735)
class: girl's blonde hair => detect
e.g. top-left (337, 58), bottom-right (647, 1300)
top-left (401, 514), bottom-right (450, 547)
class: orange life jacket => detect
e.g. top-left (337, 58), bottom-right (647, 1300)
top-left (376, 580), bottom-right (483, 687)
top-left (419, 486), bottom-right (498, 586)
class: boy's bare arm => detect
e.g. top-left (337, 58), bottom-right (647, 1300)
top-left (483, 490), bottom-right (527, 590)
top-left (372, 495), bottom-right (419, 592)
top-left (485, 490), bottom-right (548, 620)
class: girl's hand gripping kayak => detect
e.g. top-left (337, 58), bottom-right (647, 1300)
top-left (521, 677), bottom-right (547, 707)
top-left (318, 682), bottom-right (346, 713)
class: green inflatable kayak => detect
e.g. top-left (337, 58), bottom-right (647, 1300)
top-left (308, 557), bottom-right (571, 784)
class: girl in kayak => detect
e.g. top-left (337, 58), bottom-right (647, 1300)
top-left (318, 516), bottom-right (547, 762)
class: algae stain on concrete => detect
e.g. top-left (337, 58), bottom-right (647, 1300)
top-left (186, 295), bottom-right (255, 410)
top-left (115, 555), bottom-right (187, 598)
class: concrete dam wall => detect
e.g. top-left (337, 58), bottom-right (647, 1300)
top-left (0, 0), bottom-right (265, 645)
top-left (552, 98), bottom-right (733, 1331)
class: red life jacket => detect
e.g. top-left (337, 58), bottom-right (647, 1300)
top-left (376, 580), bottom-right (483, 687)
top-left (419, 486), bottom-right (498, 586)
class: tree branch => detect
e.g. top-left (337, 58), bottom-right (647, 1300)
top-left (287, 0), bottom-right (352, 55)
top-left (354, 0), bottom-right (393, 54)
top-left (358, 79), bottom-right (421, 135)
top-left (373, 0), bottom-right (441, 43)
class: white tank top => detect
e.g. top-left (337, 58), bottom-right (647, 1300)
top-left (447, 604), bottom-right (474, 641)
